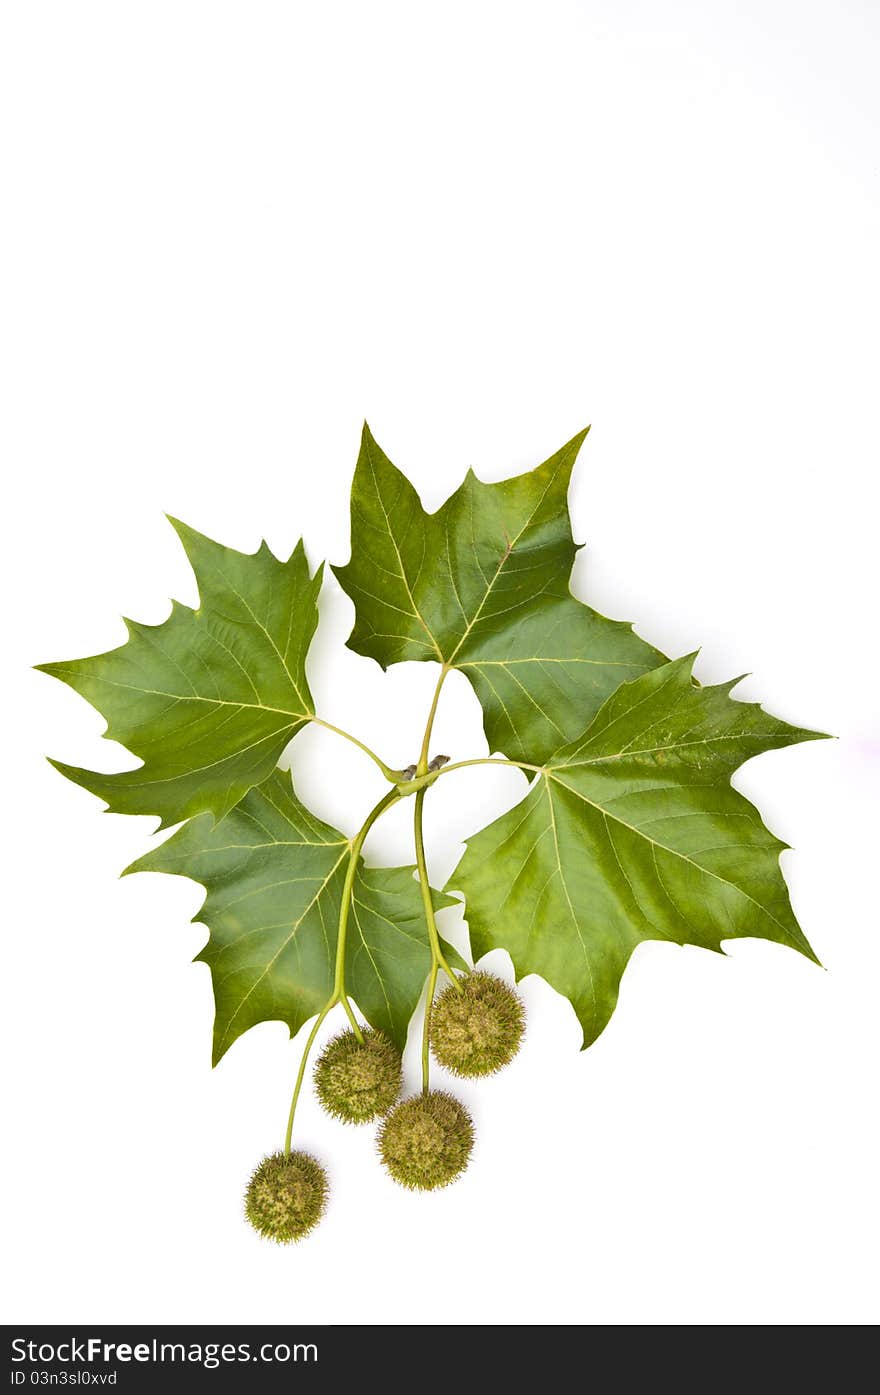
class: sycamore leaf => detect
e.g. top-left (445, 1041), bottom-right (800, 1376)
top-left (333, 424), bottom-right (665, 763)
top-left (126, 768), bottom-right (462, 1063)
top-left (448, 655), bottom-right (826, 1048)
top-left (37, 520), bottom-right (322, 828)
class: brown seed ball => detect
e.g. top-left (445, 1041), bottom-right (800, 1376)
top-left (245, 1151), bottom-right (328, 1243)
top-left (378, 1091), bottom-right (473, 1190)
top-left (431, 971), bottom-right (525, 1077)
top-left (313, 1029), bottom-right (402, 1123)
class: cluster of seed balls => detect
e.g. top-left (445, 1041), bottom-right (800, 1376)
top-left (245, 971), bottom-right (525, 1242)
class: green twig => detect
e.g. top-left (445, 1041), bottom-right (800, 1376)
top-left (412, 666), bottom-right (463, 1091)
top-left (284, 1004), bottom-right (332, 1157)
top-left (421, 961), bottom-right (439, 1093)
top-left (413, 788), bottom-right (458, 989)
top-left (340, 995), bottom-right (363, 1038)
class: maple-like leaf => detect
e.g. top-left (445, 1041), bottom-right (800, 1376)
top-left (37, 520), bottom-right (322, 827)
top-left (448, 655), bottom-right (826, 1047)
top-left (333, 424), bottom-right (665, 763)
top-left (126, 768), bottom-right (461, 1063)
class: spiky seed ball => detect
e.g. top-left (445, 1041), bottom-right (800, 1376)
top-left (313, 1029), bottom-right (402, 1124)
top-left (245, 1151), bottom-right (328, 1243)
top-left (378, 1091), bottom-right (474, 1190)
top-left (431, 971), bottom-right (525, 1077)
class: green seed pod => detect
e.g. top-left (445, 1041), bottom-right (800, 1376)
top-left (314, 1029), bottom-right (402, 1124)
top-left (245, 1151), bottom-right (328, 1243)
top-left (378, 1090), bottom-right (474, 1190)
top-left (431, 971), bottom-right (525, 1077)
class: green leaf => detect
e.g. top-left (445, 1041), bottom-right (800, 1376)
top-left (126, 768), bottom-right (461, 1063)
top-left (37, 520), bottom-right (322, 827)
top-left (333, 424), bottom-right (665, 763)
top-left (448, 655), bottom-right (827, 1048)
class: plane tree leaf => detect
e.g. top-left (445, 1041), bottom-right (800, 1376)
top-left (38, 520), bottom-right (323, 827)
top-left (126, 768), bottom-right (461, 1062)
top-left (447, 655), bottom-right (826, 1047)
top-left (333, 424), bottom-right (665, 762)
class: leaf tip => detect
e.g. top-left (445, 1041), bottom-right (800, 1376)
top-left (679, 649), bottom-right (702, 680)
top-left (283, 536), bottom-right (312, 573)
top-left (46, 755), bottom-right (86, 783)
top-left (553, 425), bottom-right (591, 478)
top-left (165, 513), bottom-right (207, 561)
top-left (780, 923), bottom-right (822, 969)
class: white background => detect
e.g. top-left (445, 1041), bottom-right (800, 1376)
top-left (2, 1), bottom-right (878, 1327)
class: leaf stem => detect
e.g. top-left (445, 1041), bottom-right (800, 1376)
top-left (431, 756), bottom-right (545, 779)
top-left (418, 664), bottom-right (449, 775)
top-left (395, 756), bottom-right (544, 794)
top-left (282, 786), bottom-right (401, 1151)
top-left (308, 715), bottom-right (402, 783)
